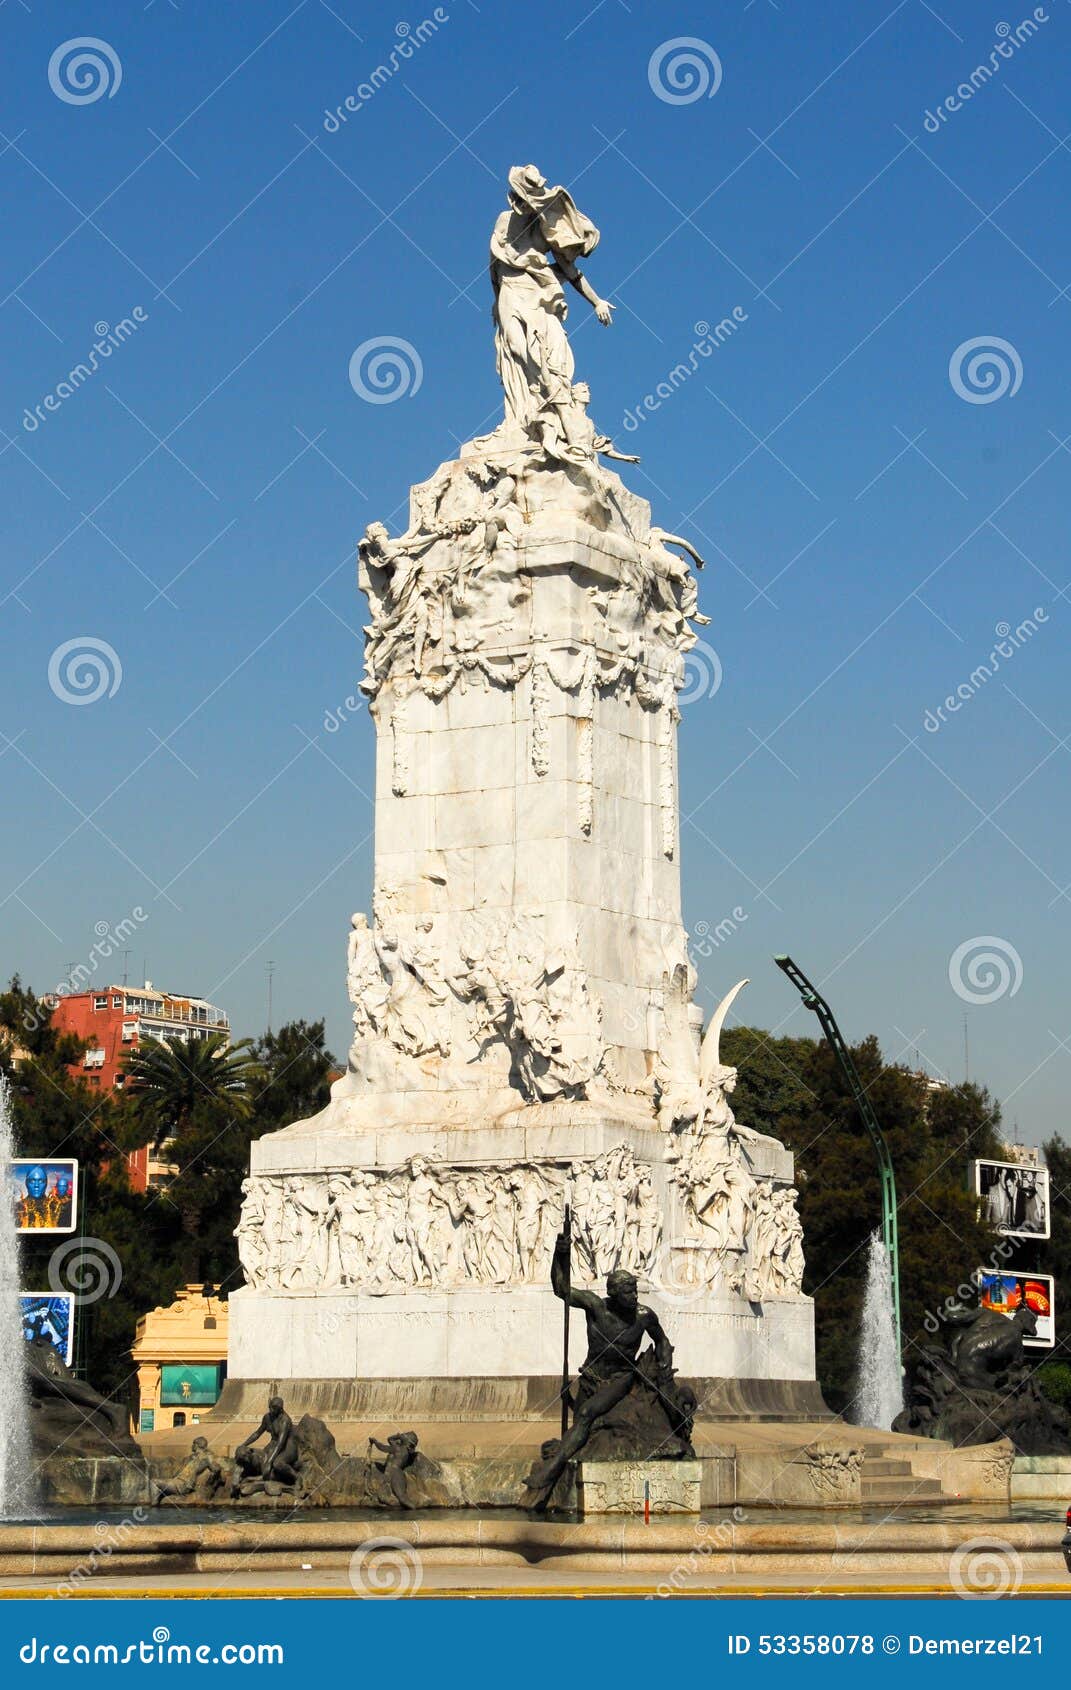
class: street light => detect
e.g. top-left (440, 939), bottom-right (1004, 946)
top-left (774, 954), bottom-right (901, 1357)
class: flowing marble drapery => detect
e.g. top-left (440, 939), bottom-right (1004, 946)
top-left (489, 165), bottom-right (603, 437)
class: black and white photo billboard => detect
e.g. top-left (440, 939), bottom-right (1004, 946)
top-left (974, 1159), bottom-right (1050, 1241)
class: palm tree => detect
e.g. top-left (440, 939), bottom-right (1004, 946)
top-left (122, 1033), bottom-right (262, 1150)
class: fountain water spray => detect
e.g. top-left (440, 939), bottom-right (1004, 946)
top-left (0, 1073), bottom-right (31, 1517)
top-left (850, 1228), bottom-right (903, 1431)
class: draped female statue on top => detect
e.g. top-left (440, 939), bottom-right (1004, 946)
top-left (489, 165), bottom-right (615, 451)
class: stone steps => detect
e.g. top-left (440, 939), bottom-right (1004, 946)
top-left (859, 1450), bottom-right (951, 1505)
top-left (860, 1477), bottom-right (945, 1501)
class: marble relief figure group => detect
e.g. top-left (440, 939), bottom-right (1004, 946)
top-left (345, 902), bottom-right (606, 1106)
top-left (233, 1029), bottom-right (807, 1303)
top-left (235, 1145), bottom-right (664, 1295)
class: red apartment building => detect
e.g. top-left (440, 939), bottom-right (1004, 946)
top-left (48, 983), bottom-right (230, 1192)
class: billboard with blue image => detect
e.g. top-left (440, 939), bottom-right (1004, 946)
top-left (19, 1291), bottom-right (75, 1367)
top-left (8, 1157), bottom-right (78, 1233)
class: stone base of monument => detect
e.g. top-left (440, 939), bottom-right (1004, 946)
top-left (232, 1107), bottom-right (818, 1389)
top-left (1010, 1453), bottom-right (1071, 1501)
top-left (212, 1371), bottom-right (832, 1424)
top-left (576, 1460), bottom-right (702, 1516)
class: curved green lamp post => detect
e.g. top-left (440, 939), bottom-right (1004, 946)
top-left (774, 954), bottom-right (901, 1357)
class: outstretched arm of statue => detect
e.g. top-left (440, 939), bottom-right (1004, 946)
top-left (236, 1414), bottom-right (270, 1453)
top-left (555, 256), bottom-right (614, 325)
top-left (654, 530), bottom-right (705, 569)
top-left (730, 1121), bottom-right (761, 1145)
top-left (592, 433), bottom-right (641, 464)
top-left (550, 1229), bottom-right (601, 1311)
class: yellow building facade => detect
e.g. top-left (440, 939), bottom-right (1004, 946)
top-left (131, 1285), bottom-right (228, 1433)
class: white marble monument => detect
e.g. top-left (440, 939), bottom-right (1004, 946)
top-left (226, 165), bottom-right (817, 1413)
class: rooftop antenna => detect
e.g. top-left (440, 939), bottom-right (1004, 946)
top-left (964, 1015), bottom-right (969, 1082)
top-left (266, 960), bottom-right (276, 1034)
top-left (121, 950), bottom-right (131, 988)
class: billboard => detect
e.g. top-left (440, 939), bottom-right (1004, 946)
top-left (978, 1270), bottom-right (1054, 1349)
top-left (8, 1158), bottom-right (78, 1234)
top-left (20, 1292), bottom-right (75, 1367)
top-left (160, 1364), bottom-right (221, 1407)
top-left (973, 1158), bottom-right (1049, 1240)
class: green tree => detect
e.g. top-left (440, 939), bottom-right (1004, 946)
top-left (249, 1018), bottom-right (336, 1135)
top-left (121, 1032), bottom-right (261, 1149)
top-left (121, 1020), bottom-right (335, 1289)
top-left (120, 1033), bottom-right (262, 1282)
top-left (0, 978), bottom-right (183, 1400)
top-left (2, 985), bottom-right (337, 1398)
top-left (723, 1025), bottom-right (1003, 1411)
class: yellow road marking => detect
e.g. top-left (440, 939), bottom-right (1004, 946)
top-left (0, 1583), bottom-right (1068, 1599)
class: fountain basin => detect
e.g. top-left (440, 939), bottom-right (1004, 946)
top-left (0, 1510), bottom-right (1065, 1592)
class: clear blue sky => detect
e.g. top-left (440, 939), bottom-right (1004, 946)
top-left (3, 0), bottom-right (1069, 1145)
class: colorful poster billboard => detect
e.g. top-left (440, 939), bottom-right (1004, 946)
top-left (978, 1270), bottom-right (1054, 1349)
top-left (8, 1158), bottom-right (78, 1234)
top-left (20, 1292), bottom-right (75, 1367)
top-left (974, 1159), bottom-right (1049, 1240)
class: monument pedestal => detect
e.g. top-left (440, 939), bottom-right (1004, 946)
top-left (225, 1289), bottom-right (817, 1395)
top-left (228, 1096), bottom-right (817, 1400)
